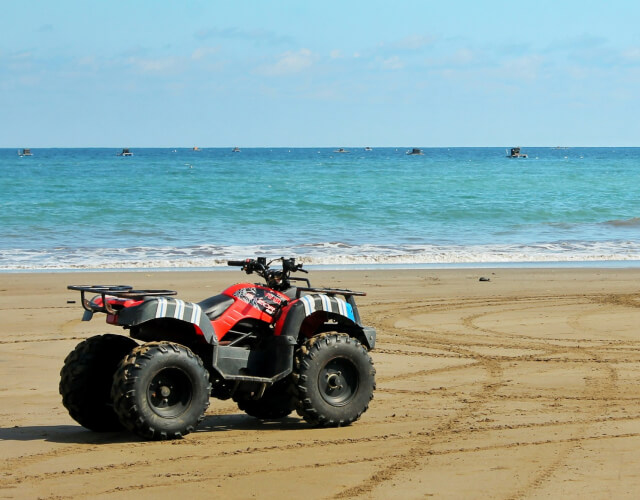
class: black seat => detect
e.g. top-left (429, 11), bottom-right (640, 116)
top-left (283, 287), bottom-right (297, 300)
top-left (197, 294), bottom-right (234, 320)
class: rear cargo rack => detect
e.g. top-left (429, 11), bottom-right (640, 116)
top-left (67, 285), bottom-right (177, 314)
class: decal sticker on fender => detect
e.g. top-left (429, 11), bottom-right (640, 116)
top-left (233, 287), bottom-right (285, 316)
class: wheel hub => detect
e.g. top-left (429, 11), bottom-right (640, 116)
top-left (147, 368), bottom-right (192, 417)
top-left (325, 372), bottom-right (344, 390)
top-left (319, 358), bottom-right (358, 407)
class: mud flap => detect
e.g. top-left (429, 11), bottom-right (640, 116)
top-left (362, 326), bottom-right (376, 350)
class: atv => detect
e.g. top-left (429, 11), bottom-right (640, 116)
top-left (60, 257), bottom-right (376, 440)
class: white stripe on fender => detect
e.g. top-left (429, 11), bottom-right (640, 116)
top-left (300, 295), bottom-right (314, 315)
top-left (320, 294), bottom-right (331, 313)
top-left (174, 299), bottom-right (185, 319)
top-left (190, 303), bottom-right (202, 325)
top-left (337, 297), bottom-right (347, 316)
top-left (155, 297), bottom-right (204, 325)
top-left (300, 294), bottom-right (351, 317)
top-left (155, 297), bottom-right (167, 318)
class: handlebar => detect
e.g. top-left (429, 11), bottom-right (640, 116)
top-left (227, 260), bottom-right (248, 267)
top-left (226, 257), bottom-right (307, 290)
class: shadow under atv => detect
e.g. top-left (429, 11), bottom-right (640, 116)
top-left (0, 415), bottom-right (311, 444)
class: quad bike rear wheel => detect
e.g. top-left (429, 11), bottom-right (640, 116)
top-left (60, 334), bottom-right (138, 431)
top-left (293, 333), bottom-right (375, 427)
top-left (233, 378), bottom-right (294, 420)
top-left (111, 342), bottom-right (211, 440)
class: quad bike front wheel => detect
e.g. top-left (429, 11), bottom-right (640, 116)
top-left (60, 334), bottom-right (138, 432)
top-left (111, 342), bottom-right (211, 440)
top-left (293, 333), bottom-right (375, 427)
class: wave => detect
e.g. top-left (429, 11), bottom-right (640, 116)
top-left (603, 217), bottom-right (640, 227)
top-left (2, 241), bottom-right (640, 270)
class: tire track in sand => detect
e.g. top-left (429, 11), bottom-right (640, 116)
top-left (332, 291), bottom-right (639, 499)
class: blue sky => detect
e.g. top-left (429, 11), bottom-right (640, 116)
top-left (2, 0), bottom-right (640, 147)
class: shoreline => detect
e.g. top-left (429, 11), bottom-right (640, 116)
top-left (2, 258), bottom-right (640, 273)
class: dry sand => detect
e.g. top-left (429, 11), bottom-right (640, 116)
top-left (1, 268), bottom-right (640, 499)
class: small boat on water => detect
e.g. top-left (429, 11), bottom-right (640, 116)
top-left (18, 148), bottom-right (33, 156)
top-left (333, 148), bottom-right (350, 153)
top-left (192, 146), bottom-right (200, 151)
top-left (364, 147), bottom-right (373, 151)
top-left (232, 147), bottom-right (241, 152)
top-left (406, 148), bottom-right (424, 155)
top-left (506, 147), bottom-right (527, 158)
top-left (118, 148), bottom-right (133, 157)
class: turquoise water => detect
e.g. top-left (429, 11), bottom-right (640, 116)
top-left (1, 147), bottom-right (639, 269)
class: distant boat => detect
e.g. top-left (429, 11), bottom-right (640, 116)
top-left (232, 147), bottom-right (241, 152)
top-left (506, 147), bottom-right (527, 158)
top-left (333, 148), bottom-right (350, 153)
top-left (364, 147), bottom-right (373, 151)
top-left (192, 146), bottom-right (200, 151)
top-left (406, 148), bottom-right (424, 155)
top-left (117, 148), bottom-right (133, 157)
top-left (18, 148), bottom-right (32, 157)
top-left (553, 146), bottom-right (569, 150)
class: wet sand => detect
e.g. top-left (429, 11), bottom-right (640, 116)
top-left (1, 268), bottom-right (640, 498)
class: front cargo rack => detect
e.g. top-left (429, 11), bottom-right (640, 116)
top-left (67, 285), bottom-right (177, 314)
top-left (294, 286), bottom-right (366, 298)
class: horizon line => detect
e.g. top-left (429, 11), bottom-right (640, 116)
top-left (3, 145), bottom-right (639, 150)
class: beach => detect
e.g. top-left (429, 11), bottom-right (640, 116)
top-left (2, 267), bottom-right (640, 498)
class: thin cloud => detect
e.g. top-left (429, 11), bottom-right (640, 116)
top-left (257, 48), bottom-right (313, 76)
top-left (391, 34), bottom-right (436, 51)
top-left (499, 54), bottom-right (545, 80)
top-left (621, 47), bottom-right (640, 63)
top-left (126, 56), bottom-right (181, 74)
top-left (194, 26), bottom-right (293, 46)
top-left (191, 47), bottom-right (220, 60)
top-left (382, 56), bottom-right (404, 70)
top-left (545, 34), bottom-right (608, 53)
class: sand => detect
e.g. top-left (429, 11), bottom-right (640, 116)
top-left (1, 268), bottom-right (640, 499)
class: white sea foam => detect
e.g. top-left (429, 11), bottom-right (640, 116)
top-left (2, 241), bottom-right (640, 270)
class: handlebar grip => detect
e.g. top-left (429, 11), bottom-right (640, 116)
top-left (227, 260), bottom-right (247, 267)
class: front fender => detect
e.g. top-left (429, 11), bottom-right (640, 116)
top-left (276, 294), bottom-right (376, 349)
top-left (117, 297), bottom-right (217, 344)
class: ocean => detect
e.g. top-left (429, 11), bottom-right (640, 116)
top-left (1, 147), bottom-right (639, 271)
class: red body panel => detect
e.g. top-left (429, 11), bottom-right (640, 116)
top-left (101, 284), bottom-right (292, 342)
top-left (210, 283), bottom-right (290, 341)
top-left (273, 300), bottom-right (320, 338)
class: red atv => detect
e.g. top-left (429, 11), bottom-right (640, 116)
top-left (61, 257), bottom-right (376, 440)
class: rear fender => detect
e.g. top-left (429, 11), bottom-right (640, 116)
top-left (117, 297), bottom-right (217, 344)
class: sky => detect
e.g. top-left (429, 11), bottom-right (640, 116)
top-left (2, 0), bottom-right (640, 147)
